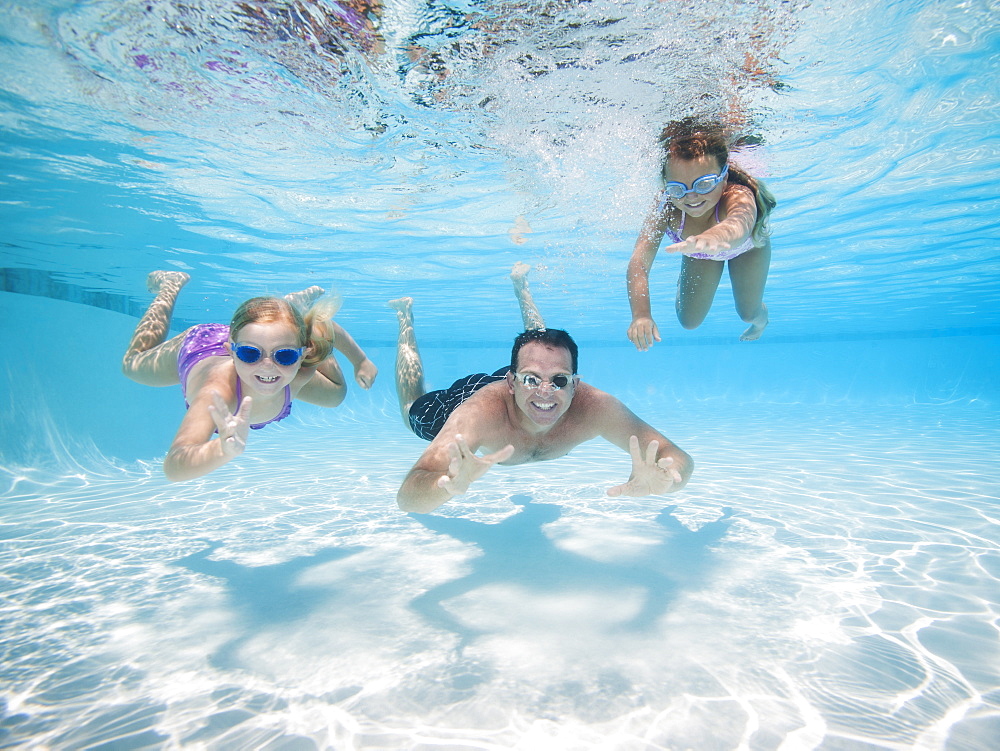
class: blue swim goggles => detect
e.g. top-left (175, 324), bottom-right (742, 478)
top-left (231, 343), bottom-right (304, 367)
top-left (662, 164), bottom-right (728, 201)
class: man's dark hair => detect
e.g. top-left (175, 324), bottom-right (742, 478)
top-left (510, 328), bottom-right (579, 374)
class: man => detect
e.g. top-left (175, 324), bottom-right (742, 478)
top-left (389, 264), bottom-right (693, 514)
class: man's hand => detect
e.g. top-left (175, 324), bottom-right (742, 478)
top-left (607, 435), bottom-right (683, 497)
top-left (208, 391), bottom-right (252, 459)
top-left (437, 434), bottom-right (515, 497)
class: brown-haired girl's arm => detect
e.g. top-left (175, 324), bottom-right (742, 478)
top-left (626, 206), bottom-right (669, 351)
top-left (664, 185), bottom-right (757, 256)
top-left (329, 321), bottom-right (378, 389)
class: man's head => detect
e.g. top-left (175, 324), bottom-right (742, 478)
top-left (507, 329), bottom-right (579, 430)
top-left (510, 328), bottom-right (578, 374)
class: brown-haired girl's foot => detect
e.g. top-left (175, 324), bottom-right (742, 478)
top-left (740, 304), bottom-right (769, 341)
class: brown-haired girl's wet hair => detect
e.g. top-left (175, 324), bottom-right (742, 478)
top-left (659, 116), bottom-right (776, 244)
top-left (229, 296), bottom-right (338, 367)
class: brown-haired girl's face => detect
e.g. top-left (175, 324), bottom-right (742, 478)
top-left (663, 155), bottom-right (727, 219)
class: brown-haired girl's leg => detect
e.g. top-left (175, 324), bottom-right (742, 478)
top-left (510, 261), bottom-right (545, 331)
top-left (729, 238), bottom-right (771, 341)
top-left (388, 296), bottom-right (426, 428)
top-left (675, 256), bottom-right (725, 330)
top-left (121, 271), bottom-right (191, 386)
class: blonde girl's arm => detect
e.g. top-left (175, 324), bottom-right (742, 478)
top-left (295, 355), bottom-right (348, 408)
top-left (626, 206), bottom-right (669, 351)
top-left (665, 185), bottom-right (758, 256)
top-left (163, 387), bottom-right (251, 481)
top-left (328, 321), bottom-right (378, 389)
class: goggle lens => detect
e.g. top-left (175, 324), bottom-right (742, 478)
top-left (273, 348), bottom-right (303, 366)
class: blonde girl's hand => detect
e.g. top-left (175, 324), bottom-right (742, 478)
top-left (208, 391), bottom-right (252, 459)
top-left (627, 316), bottom-right (661, 351)
top-left (664, 234), bottom-right (731, 256)
top-left (354, 358), bottom-right (378, 389)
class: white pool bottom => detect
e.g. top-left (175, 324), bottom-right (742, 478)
top-left (1, 401), bottom-right (997, 749)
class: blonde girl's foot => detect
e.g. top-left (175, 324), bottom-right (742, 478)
top-left (285, 285), bottom-right (325, 312)
top-left (740, 304), bottom-right (769, 341)
top-left (146, 270), bottom-right (190, 294)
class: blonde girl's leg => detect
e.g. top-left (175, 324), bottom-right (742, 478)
top-left (675, 256), bottom-right (725, 330)
top-left (284, 284), bottom-right (325, 312)
top-left (510, 262), bottom-right (545, 331)
top-left (388, 296), bottom-right (426, 428)
top-left (728, 238), bottom-right (771, 341)
top-left (122, 271), bottom-right (192, 386)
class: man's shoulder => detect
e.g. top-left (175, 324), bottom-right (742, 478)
top-left (565, 380), bottom-right (633, 429)
top-left (569, 380), bottom-right (619, 410)
top-left (450, 380), bottom-right (511, 419)
top-left (434, 381), bottom-right (516, 448)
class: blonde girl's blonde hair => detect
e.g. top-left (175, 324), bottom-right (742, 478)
top-left (659, 116), bottom-right (776, 243)
top-left (230, 293), bottom-right (342, 367)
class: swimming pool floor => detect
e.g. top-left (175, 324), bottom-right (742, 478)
top-left (1, 402), bottom-right (997, 750)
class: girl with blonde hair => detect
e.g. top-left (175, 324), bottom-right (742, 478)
top-left (122, 270), bottom-right (377, 480)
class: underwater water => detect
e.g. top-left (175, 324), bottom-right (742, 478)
top-left (2, 0), bottom-right (999, 748)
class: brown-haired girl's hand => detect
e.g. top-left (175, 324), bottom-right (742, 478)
top-left (627, 316), bottom-right (661, 351)
top-left (664, 234), bottom-right (732, 256)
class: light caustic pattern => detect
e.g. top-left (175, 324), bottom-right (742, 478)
top-left (0, 403), bottom-right (998, 749)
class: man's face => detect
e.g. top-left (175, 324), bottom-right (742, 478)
top-left (507, 341), bottom-right (577, 430)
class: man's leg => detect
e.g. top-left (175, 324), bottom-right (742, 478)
top-left (510, 262), bottom-right (545, 331)
top-left (388, 296), bottom-right (426, 428)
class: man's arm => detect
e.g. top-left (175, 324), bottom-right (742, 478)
top-left (397, 397), bottom-right (515, 513)
top-left (398, 432), bottom-right (514, 513)
top-left (588, 390), bottom-right (693, 496)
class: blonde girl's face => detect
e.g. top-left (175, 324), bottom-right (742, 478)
top-left (229, 321), bottom-right (303, 397)
top-left (663, 155), bottom-right (728, 219)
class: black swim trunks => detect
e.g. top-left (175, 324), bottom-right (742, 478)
top-left (408, 367), bottom-right (511, 441)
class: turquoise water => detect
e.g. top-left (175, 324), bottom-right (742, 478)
top-left (2, 0), bottom-right (999, 748)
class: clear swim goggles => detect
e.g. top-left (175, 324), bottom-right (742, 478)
top-left (513, 372), bottom-right (573, 391)
top-left (662, 164), bottom-right (728, 201)
top-left (231, 343), bottom-right (304, 367)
